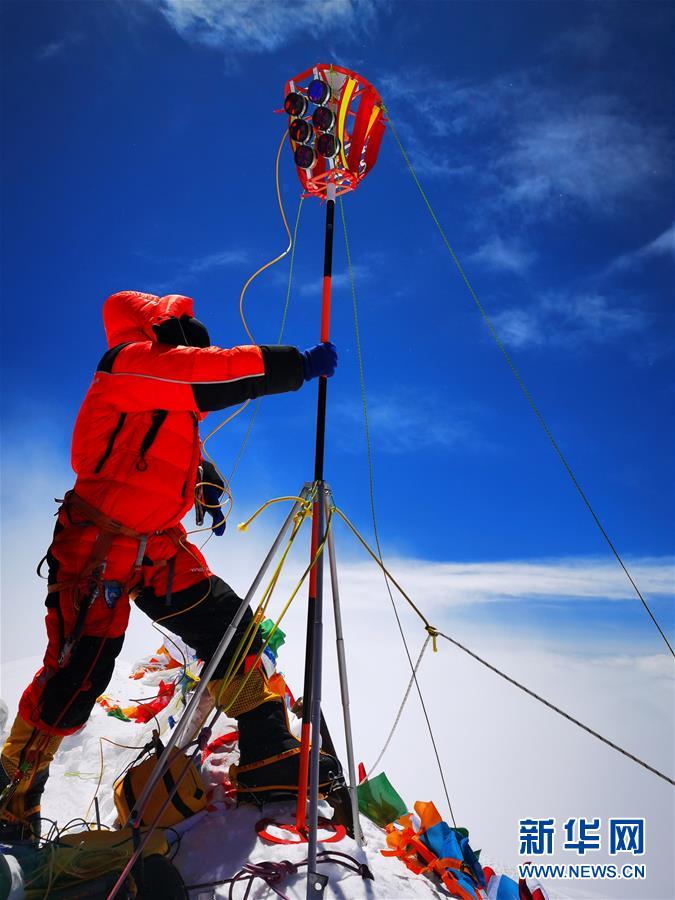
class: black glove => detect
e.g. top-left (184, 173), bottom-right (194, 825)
top-left (199, 459), bottom-right (226, 536)
top-left (301, 342), bottom-right (338, 381)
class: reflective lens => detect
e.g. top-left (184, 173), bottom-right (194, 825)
top-left (308, 79), bottom-right (330, 106)
top-left (288, 117), bottom-right (313, 144)
top-left (284, 92), bottom-right (308, 117)
top-left (312, 106), bottom-right (335, 131)
top-left (294, 144), bottom-right (317, 169)
top-left (316, 133), bottom-right (340, 159)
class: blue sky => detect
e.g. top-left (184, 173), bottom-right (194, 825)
top-left (1, 0), bottom-right (673, 659)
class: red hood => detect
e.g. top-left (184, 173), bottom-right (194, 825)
top-left (103, 291), bottom-right (196, 348)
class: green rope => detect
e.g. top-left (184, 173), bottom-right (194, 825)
top-left (339, 196), bottom-right (459, 829)
top-left (385, 112), bottom-right (674, 661)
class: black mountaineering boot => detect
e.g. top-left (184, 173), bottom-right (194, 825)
top-left (234, 699), bottom-right (343, 804)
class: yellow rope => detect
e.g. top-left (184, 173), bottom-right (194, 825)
top-left (239, 130), bottom-right (293, 344)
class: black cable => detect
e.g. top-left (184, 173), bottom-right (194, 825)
top-left (437, 628), bottom-right (675, 787)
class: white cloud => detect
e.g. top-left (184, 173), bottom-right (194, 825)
top-left (185, 248), bottom-right (250, 275)
top-left (382, 68), bottom-right (672, 217)
top-left (467, 235), bottom-right (536, 273)
top-left (609, 223), bottom-right (675, 273)
top-left (499, 100), bottom-right (670, 212)
top-left (298, 265), bottom-right (370, 297)
top-left (332, 555), bottom-right (674, 612)
top-left (147, 0), bottom-right (380, 52)
top-left (35, 34), bottom-right (83, 61)
top-left (548, 19), bottom-right (613, 61)
top-left (333, 394), bottom-right (474, 454)
top-left (147, 247), bottom-right (250, 293)
top-left (490, 292), bottom-right (648, 350)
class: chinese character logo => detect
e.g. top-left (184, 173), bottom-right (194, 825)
top-left (563, 817), bottom-right (601, 854)
top-left (519, 818), bottom-right (555, 855)
top-left (609, 819), bottom-right (645, 855)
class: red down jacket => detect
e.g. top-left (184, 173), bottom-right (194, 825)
top-left (71, 290), bottom-right (303, 535)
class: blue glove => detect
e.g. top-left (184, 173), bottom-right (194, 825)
top-left (301, 342), bottom-right (338, 381)
top-left (200, 460), bottom-right (226, 536)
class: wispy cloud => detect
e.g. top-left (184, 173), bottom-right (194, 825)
top-left (608, 223), bottom-right (675, 273)
top-left (467, 235), bottom-right (535, 274)
top-left (146, 0), bottom-right (381, 52)
top-left (547, 19), bottom-right (612, 61)
top-left (489, 292), bottom-right (648, 350)
top-left (298, 264), bottom-right (371, 298)
top-left (498, 98), bottom-right (670, 213)
top-left (382, 68), bottom-right (672, 218)
top-left (143, 247), bottom-right (250, 293)
top-left (333, 394), bottom-right (474, 455)
top-left (184, 248), bottom-right (250, 276)
top-left (333, 555), bottom-right (674, 611)
top-left (35, 34), bottom-right (83, 62)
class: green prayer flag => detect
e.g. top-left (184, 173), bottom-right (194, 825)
top-left (357, 771), bottom-right (407, 828)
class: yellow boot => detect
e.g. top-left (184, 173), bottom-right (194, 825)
top-left (0, 715), bottom-right (62, 842)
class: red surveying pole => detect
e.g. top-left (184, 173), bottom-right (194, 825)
top-left (296, 181), bottom-right (336, 891)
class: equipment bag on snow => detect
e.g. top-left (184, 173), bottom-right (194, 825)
top-left (113, 734), bottom-right (207, 828)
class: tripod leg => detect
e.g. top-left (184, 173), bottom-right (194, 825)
top-left (325, 491), bottom-right (364, 847)
top-left (129, 485), bottom-right (312, 827)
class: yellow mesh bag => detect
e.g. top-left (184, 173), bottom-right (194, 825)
top-left (113, 743), bottom-right (207, 828)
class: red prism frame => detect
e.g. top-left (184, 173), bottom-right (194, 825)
top-left (282, 63), bottom-right (387, 199)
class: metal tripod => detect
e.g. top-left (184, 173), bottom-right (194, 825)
top-left (107, 480), bottom-right (363, 900)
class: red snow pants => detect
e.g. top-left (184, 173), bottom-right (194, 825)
top-left (19, 504), bottom-right (259, 736)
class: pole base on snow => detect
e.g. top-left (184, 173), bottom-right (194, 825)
top-left (307, 871), bottom-right (329, 895)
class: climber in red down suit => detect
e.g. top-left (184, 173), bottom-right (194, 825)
top-left (0, 290), bottom-right (340, 840)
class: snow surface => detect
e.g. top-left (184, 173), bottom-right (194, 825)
top-left (0, 656), bottom-right (547, 900)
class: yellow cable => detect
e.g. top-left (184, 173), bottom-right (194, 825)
top-left (237, 493), bottom-right (314, 533)
top-left (198, 132), bottom-right (301, 520)
top-left (200, 399), bottom-right (253, 461)
top-left (212, 492), bottom-right (319, 710)
top-left (218, 509), bottom-right (335, 714)
top-left (214, 503), bottom-right (312, 707)
top-left (238, 130), bottom-right (293, 344)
